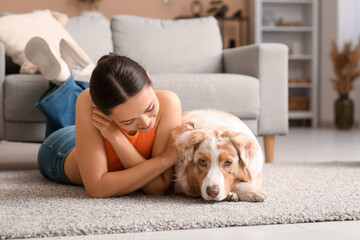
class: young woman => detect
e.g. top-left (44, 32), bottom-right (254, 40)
top-left (25, 37), bottom-right (192, 198)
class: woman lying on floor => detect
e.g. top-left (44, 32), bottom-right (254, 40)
top-left (25, 37), bottom-right (193, 198)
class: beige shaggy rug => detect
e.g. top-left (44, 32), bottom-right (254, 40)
top-left (1, 161), bottom-right (360, 239)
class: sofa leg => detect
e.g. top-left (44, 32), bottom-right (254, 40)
top-left (263, 135), bottom-right (275, 163)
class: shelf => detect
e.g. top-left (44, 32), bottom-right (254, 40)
top-left (262, 26), bottom-right (313, 32)
top-left (289, 55), bottom-right (313, 60)
top-left (289, 83), bottom-right (311, 88)
top-left (255, 0), bottom-right (318, 127)
top-left (289, 111), bottom-right (312, 119)
top-left (263, 0), bottom-right (312, 4)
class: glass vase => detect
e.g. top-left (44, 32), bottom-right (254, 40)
top-left (335, 94), bottom-right (354, 129)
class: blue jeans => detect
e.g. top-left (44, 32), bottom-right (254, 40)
top-left (38, 125), bottom-right (76, 185)
top-left (35, 74), bottom-right (89, 138)
top-left (36, 75), bottom-right (89, 185)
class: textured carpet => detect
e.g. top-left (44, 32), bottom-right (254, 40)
top-left (1, 162), bottom-right (360, 239)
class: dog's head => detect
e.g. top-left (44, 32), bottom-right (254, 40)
top-left (175, 128), bottom-right (258, 201)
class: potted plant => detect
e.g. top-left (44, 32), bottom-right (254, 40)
top-left (329, 40), bottom-right (360, 129)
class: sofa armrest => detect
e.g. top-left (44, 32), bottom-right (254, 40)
top-left (223, 43), bottom-right (289, 136)
top-left (0, 41), bottom-right (5, 140)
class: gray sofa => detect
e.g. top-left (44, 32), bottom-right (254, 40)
top-left (0, 13), bottom-right (288, 167)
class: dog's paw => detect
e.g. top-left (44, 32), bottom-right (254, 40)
top-left (238, 189), bottom-right (267, 202)
top-left (227, 192), bottom-right (239, 202)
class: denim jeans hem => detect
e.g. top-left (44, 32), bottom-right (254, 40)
top-left (35, 75), bottom-right (89, 138)
top-left (38, 125), bottom-right (76, 185)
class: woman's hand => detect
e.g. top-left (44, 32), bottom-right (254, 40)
top-left (164, 122), bottom-right (194, 164)
top-left (91, 103), bottom-right (121, 141)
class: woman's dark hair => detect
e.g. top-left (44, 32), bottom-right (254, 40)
top-left (89, 53), bottom-right (152, 115)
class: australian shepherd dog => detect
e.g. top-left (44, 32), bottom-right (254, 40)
top-left (174, 109), bottom-right (266, 202)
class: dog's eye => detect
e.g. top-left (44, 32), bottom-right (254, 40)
top-left (224, 160), bottom-right (232, 167)
top-left (199, 159), bottom-right (207, 167)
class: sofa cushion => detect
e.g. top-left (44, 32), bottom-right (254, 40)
top-left (0, 10), bottom-right (92, 74)
top-left (151, 73), bottom-right (260, 119)
top-left (65, 13), bottom-right (113, 64)
top-left (4, 74), bottom-right (48, 122)
top-left (111, 15), bottom-right (223, 74)
top-left (0, 12), bottom-right (20, 75)
top-left (5, 122), bottom-right (46, 142)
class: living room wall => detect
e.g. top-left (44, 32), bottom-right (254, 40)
top-left (320, 0), bottom-right (360, 127)
top-left (0, 0), bottom-right (248, 48)
top-left (0, 0), bottom-right (247, 19)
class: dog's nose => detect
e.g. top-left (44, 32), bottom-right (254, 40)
top-left (206, 185), bottom-right (220, 198)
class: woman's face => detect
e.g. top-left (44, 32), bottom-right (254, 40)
top-left (110, 86), bottom-right (159, 135)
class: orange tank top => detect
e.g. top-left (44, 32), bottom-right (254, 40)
top-left (75, 128), bottom-right (155, 172)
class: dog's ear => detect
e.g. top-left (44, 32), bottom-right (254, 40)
top-left (185, 121), bottom-right (195, 128)
top-left (225, 131), bottom-right (258, 169)
top-left (175, 129), bottom-right (207, 165)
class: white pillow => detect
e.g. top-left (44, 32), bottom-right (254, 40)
top-left (0, 10), bottom-right (93, 74)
